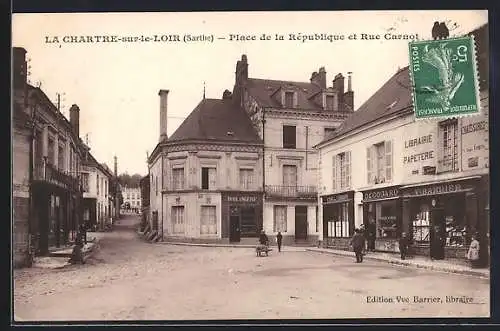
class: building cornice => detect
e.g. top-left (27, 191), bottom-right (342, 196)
top-left (265, 108), bottom-right (350, 121)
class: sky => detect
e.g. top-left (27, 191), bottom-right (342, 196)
top-left (12, 10), bottom-right (488, 176)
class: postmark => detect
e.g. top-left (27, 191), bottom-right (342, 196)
top-left (408, 36), bottom-right (480, 119)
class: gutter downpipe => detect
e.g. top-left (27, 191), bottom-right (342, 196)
top-left (261, 109), bottom-right (266, 232)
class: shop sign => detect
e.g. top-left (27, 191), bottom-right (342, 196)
top-left (225, 195), bottom-right (258, 203)
top-left (404, 182), bottom-right (472, 197)
top-left (322, 192), bottom-right (351, 204)
top-left (363, 187), bottom-right (400, 202)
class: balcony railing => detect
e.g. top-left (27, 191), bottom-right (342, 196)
top-left (265, 185), bottom-right (317, 199)
top-left (34, 161), bottom-right (80, 192)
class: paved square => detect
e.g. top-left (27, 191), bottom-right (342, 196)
top-left (13, 218), bottom-right (490, 321)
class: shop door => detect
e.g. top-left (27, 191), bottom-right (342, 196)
top-left (229, 206), bottom-right (240, 242)
top-left (430, 206), bottom-right (445, 259)
top-left (295, 206), bottom-right (308, 240)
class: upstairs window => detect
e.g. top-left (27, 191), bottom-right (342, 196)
top-left (332, 151), bottom-right (351, 192)
top-left (366, 140), bottom-right (393, 184)
top-left (438, 119), bottom-right (459, 173)
top-left (324, 127), bottom-right (336, 139)
top-left (201, 167), bottom-right (217, 190)
top-left (325, 94), bottom-right (336, 110)
top-left (172, 168), bottom-right (185, 190)
top-left (283, 125), bottom-right (297, 149)
top-left (239, 168), bottom-right (254, 190)
top-left (284, 91), bottom-right (295, 108)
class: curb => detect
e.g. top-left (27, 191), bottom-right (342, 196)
top-left (158, 241), bottom-right (258, 248)
top-left (306, 248), bottom-right (489, 279)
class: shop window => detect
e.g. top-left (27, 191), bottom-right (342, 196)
top-left (413, 203), bottom-right (430, 243)
top-left (438, 119), bottom-right (459, 172)
top-left (282, 125), bottom-right (297, 149)
top-left (172, 206), bottom-right (185, 234)
top-left (444, 201), bottom-right (466, 247)
top-left (326, 203), bottom-right (350, 238)
top-left (273, 205), bottom-right (287, 232)
top-left (172, 167), bottom-right (185, 190)
top-left (332, 151), bottom-right (351, 191)
top-left (239, 168), bottom-right (254, 190)
top-left (201, 206), bottom-right (217, 235)
top-left (366, 141), bottom-right (393, 184)
top-left (376, 201), bottom-right (398, 238)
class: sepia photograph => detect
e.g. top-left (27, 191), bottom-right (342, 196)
top-left (11, 10), bottom-right (490, 322)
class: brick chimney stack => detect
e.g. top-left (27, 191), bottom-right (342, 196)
top-left (310, 67), bottom-right (326, 89)
top-left (69, 104), bottom-right (80, 137)
top-left (344, 72), bottom-right (354, 111)
top-left (159, 89), bottom-right (169, 142)
top-left (13, 47), bottom-right (27, 90)
top-left (332, 73), bottom-right (345, 111)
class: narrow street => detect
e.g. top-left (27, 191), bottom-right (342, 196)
top-left (14, 214), bottom-right (490, 321)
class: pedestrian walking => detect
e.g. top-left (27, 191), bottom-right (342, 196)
top-left (277, 231), bottom-right (283, 252)
top-left (349, 228), bottom-right (366, 263)
top-left (366, 217), bottom-right (376, 252)
top-left (399, 232), bottom-right (410, 260)
top-left (467, 233), bottom-right (480, 268)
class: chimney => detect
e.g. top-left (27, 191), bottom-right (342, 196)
top-left (13, 47), bottom-right (27, 91)
top-left (310, 67), bottom-right (326, 89)
top-left (159, 89), bottom-right (169, 142)
top-left (343, 72), bottom-right (354, 111)
top-left (333, 73), bottom-right (345, 111)
top-left (69, 104), bottom-right (80, 137)
top-left (235, 54), bottom-right (248, 86)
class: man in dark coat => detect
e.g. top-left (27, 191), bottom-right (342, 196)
top-left (399, 232), bottom-right (410, 260)
top-left (277, 231), bottom-right (283, 252)
top-left (349, 229), bottom-right (366, 263)
top-left (259, 230), bottom-right (269, 246)
top-left (366, 218), bottom-right (376, 252)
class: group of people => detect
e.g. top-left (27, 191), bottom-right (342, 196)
top-left (258, 230), bottom-right (283, 252)
top-left (348, 223), bottom-right (482, 268)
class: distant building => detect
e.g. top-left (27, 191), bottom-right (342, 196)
top-left (80, 152), bottom-right (115, 230)
top-left (122, 186), bottom-right (142, 211)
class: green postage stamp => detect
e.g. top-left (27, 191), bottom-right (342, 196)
top-left (408, 36), bottom-right (481, 119)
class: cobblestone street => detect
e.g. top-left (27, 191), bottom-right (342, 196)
top-left (13, 215), bottom-right (490, 321)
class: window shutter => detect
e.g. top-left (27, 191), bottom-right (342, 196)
top-left (385, 140), bottom-right (393, 182)
top-left (209, 168), bottom-right (217, 189)
top-left (293, 92), bottom-right (298, 108)
top-left (345, 151), bottom-right (351, 188)
top-left (332, 155), bottom-right (337, 191)
top-left (366, 147), bottom-right (372, 184)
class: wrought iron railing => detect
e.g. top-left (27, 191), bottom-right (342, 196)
top-left (33, 160), bottom-right (80, 191)
top-left (265, 185), bottom-right (317, 198)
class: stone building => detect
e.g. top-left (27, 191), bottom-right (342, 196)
top-left (122, 187), bottom-right (142, 211)
top-left (12, 47), bottom-right (84, 264)
top-left (148, 90), bottom-right (264, 242)
top-left (315, 24), bottom-right (489, 264)
top-left (232, 55), bottom-right (354, 245)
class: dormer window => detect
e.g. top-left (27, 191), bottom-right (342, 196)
top-left (282, 91), bottom-right (296, 108)
top-left (324, 93), bottom-right (336, 110)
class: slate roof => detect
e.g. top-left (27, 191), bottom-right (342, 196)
top-left (166, 97), bottom-right (262, 144)
top-left (245, 78), bottom-right (353, 111)
top-left (315, 66), bottom-right (412, 147)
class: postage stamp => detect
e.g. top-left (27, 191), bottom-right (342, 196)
top-left (408, 36), bottom-right (481, 119)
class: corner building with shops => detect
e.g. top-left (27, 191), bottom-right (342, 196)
top-left (315, 24), bottom-right (489, 265)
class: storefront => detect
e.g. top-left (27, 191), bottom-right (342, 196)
top-left (361, 186), bottom-right (402, 253)
top-left (401, 176), bottom-right (487, 262)
top-left (322, 191), bottom-right (355, 250)
top-left (221, 191), bottom-right (263, 242)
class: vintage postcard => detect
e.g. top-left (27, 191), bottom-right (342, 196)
top-left (12, 10), bottom-right (490, 322)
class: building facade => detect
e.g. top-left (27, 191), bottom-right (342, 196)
top-left (12, 47), bottom-right (84, 264)
top-left (122, 187), bottom-right (142, 211)
top-left (148, 89), bottom-right (264, 243)
top-left (232, 55), bottom-right (354, 245)
top-left (316, 24), bottom-right (489, 263)
top-left (80, 152), bottom-right (115, 230)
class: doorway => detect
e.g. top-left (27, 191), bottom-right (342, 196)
top-left (295, 206), bottom-right (308, 240)
top-left (229, 206), bottom-right (240, 242)
top-left (430, 205), bottom-right (445, 260)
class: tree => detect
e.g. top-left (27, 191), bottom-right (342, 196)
top-left (117, 172), bottom-right (144, 188)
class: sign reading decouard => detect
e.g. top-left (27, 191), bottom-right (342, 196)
top-left (363, 187), bottom-right (400, 202)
